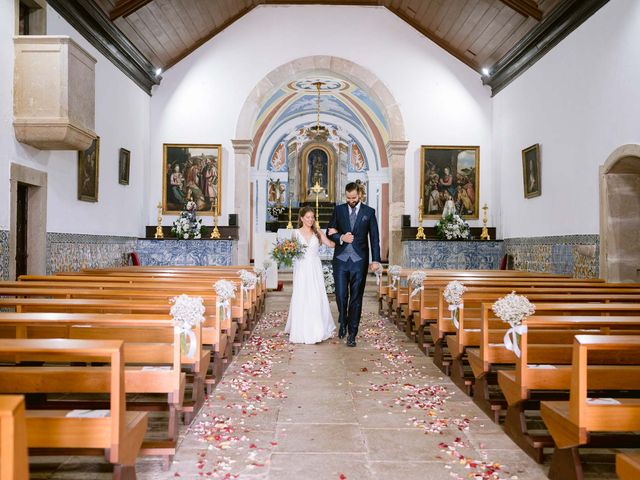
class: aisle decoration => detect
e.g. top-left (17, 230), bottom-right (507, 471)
top-left (372, 262), bottom-right (383, 285)
top-left (435, 213), bottom-right (470, 240)
top-left (169, 294), bottom-right (205, 358)
top-left (238, 269), bottom-right (258, 292)
top-left (409, 270), bottom-right (427, 298)
top-left (492, 291), bottom-right (536, 358)
top-left (214, 279), bottom-right (236, 324)
top-left (322, 264), bottom-right (335, 294)
top-left (388, 264), bottom-right (402, 290)
top-left (171, 200), bottom-right (202, 239)
top-left (270, 237), bottom-right (306, 268)
top-left (444, 280), bottom-right (466, 329)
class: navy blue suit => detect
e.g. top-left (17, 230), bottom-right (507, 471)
top-left (327, 203), bottom-right (381, 339)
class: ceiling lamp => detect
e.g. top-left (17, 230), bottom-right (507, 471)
top-left (307, 81), bottom-right (328, 140)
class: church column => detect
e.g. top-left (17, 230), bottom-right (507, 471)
top-left (232, 139), bottom-right (254, 265)
top-left (386, 140), bottom-right (409, 265)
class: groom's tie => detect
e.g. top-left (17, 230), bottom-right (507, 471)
top-left (349, 206), bottom-right (357, 230)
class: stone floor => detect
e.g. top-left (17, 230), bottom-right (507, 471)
top-left (30, 283), bottom-right (622, 479)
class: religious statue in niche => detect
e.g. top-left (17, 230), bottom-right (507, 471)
top-left (163, 144), bottom-right (222, 214)
top-left (354, 179), bottom-right (367, 204)
top-left (421, 145), bottom-right (479, 219)
top-left (306, 148), bottom-right (329, 200)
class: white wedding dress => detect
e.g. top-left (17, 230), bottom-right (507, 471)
top-left (285, 229), bottom-right (336, 344)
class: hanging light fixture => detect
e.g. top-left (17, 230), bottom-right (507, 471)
top-left (307, 81), bottom-right (328, 140)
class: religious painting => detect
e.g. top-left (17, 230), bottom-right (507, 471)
top-left (349, 143), bottom-right (367, 172)
top-left (301, 144), bottom-right (334, 202)
top-left (266, 179), bottom-right (288, 221)
top-left (421, 145), bottom-right (479, 219)
top-left (522, 143), bottom-right (541, 198)
top-left (118, 148), bottom-right (130, 185)
top-left (162, 144), bottom-right (222, 215)
top-left (78, 136), bottom-right (99, 202)
top-left (268, 142), bottom-right (287, 172)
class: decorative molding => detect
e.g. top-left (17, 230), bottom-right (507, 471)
top-left (385, 140), bottom-right (409, 158)
top-left (484, 0), bottom-right (609, 95)
top-left (47, 0), bottom-right (160, 94)
top-left (232, 139), bottom-right (255, 156)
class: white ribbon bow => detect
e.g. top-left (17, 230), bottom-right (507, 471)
top-left (217, 299), bottom-right (231, 323)
top-left (174, 325), bottom-right (197, 359)
top-left (503, 324), bottom-right (527, 358)
top-left (410, 285), bottom-right (424, 298)
top-left (391, 275), bottom-right (399, 291)
top-left (448, 304), bottom-right (463, 329)
top-left (375, 270), bottom-right (382, 286)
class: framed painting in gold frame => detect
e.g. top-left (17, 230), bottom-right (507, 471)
top-left (162, 143), bottom-right (222, 215)
top-left (420, 145), bottom-right (479, 219)
top-left (522, 143), bottom-right (541, 198)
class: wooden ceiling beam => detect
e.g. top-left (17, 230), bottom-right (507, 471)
top-left (110, 0), bottom-right (154, 20)
top-left (499, 0), bottom-right (543, 21)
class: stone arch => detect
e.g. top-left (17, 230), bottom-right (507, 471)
top-left (599, 144), bottom-right (640, 282)
top-left (233, 55), bottom-right (408, 264)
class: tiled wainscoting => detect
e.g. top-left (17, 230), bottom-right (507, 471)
top-left (503, 234), bottom-right (600, 278)
top-left (0, 231), bottom-right (8, 280)
top-left (402, 240), bottom-right (504, 269)
top-left (47, 233), bottom-right (138, 274)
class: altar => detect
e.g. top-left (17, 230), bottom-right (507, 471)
top-left (402, 239), bottom-right (504, 270)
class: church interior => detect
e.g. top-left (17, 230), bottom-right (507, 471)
top-left (1, 0), bottom-right (640, 479)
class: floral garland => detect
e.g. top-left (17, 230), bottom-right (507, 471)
top-left (409, 271), bottom-right (427, 298)
top-left (388, 265), bottom-right (402, 290)
top-left (169, 294), bottom-right (205, 358)
top-left (492, 291), bottom-right (536, 358)
top-left (214, 280), bottom-right (237, 324)
top-left (443, 281), bottom-right (466, 329)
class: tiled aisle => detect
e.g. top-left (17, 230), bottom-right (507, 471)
top-left (137, 289), bottom-right (549, 480)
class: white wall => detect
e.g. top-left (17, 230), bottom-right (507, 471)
top-left (149, 5), bottom-right (493, 227)
top-left (493, 0), bottom-right (640, 238)
top-left (0, 0), bottom-right (150, 235)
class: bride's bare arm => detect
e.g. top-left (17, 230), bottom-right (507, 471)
top-left (320, 230), bottom-right (336, 248)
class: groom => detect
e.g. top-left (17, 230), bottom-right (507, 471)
top-left (327, 182), bottom-right (381, 347)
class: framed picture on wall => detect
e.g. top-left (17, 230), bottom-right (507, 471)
top-left (118, 148), bottom-right (130, 185)
top-left (522, 143), bottom-right (541, 198)
top-left (420, 145), bottom-right (480, 219)
top-left (162, 143), bottom-right (222, 215)
top-left (78, 136), bottom-right (100, 202)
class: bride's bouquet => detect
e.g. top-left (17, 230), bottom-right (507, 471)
top-left (271, 238), bottom-right (306, 268)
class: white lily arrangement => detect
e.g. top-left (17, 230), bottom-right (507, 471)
top-left (169, 294), bottom-right (205, 359)
top-left (214, 279), bottom-right (237, 324)
top-left (444, 280), bottom-right (466, 329)
top-left (388, 265), bottom-right (402, 290)
top-left (238, 269), bottom-right (258, 292)
top-left (492, 292), bottom-right (536, 358)
top-left (409, 271), bottom-right (427, 298)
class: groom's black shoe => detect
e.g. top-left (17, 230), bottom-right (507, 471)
top-left (338, 324), bottom-right (347, 339)
top-left (346, 336), bottom-right (356, 347)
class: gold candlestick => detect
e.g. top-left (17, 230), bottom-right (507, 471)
top-left (480, 203), bottom-right (490, 240)
top-left (286, 194), bottom-right (293, 229)
top-left (415, 197), bottom-right (426, 240)
top-left (154, 201), bottom-right (164, 239)
top-left (311, 181), bottom-right (323, 229)
top-left (210, 199), bottom-right (220, 239)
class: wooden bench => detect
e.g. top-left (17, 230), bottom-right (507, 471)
top-left (540, 335), bottom-right (640, 480)
top-left (0, 338), bottom-right (149, 479)
top-left (617, 452), bottom-right (640, 480)
top-left (0, 395), bottom-right (29, 480)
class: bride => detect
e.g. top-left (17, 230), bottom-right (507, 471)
top-left (285, 206), bottom-right (336, 344)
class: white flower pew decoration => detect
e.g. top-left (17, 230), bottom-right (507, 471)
top-left (492, 291), bottom-right (536, 358)
top-left (169, 294), bottom-right (205, 359)
top-left (388, 265), bottom-right (402, 290)
top-left (371, 262), bottom-right (383, 285)
top-left (238, 269), bottom-right (258, 292)
top-left (214, 279), bottom-right (237, 324)
top-left (444, 280), bottom-right (466, 329)
top-left (409, 271), bottom-right (427, 298)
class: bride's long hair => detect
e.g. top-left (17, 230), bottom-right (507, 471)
top-left (298, 206), bottom-right (322, 242)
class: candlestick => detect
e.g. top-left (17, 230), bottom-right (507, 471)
top-left (154, 201), bottom-right (164, 239)
top-left (415, 197), bottom-right (426, 240)
top-left (210, 198), bottom-right (220, 239)
top-left (311, 181), bottom-right (323, 229)
top-left (480, 203), bottom-right (490, 240)
top-left (286, 193), bottom-right (293, 229)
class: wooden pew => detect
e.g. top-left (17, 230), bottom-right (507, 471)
top-left (540, 335), bottom-right (640, 480)
top-left (617, 452), bottom-right (640, 480)
top-left (0, 338), bottom-right (149, 479)
top-left (0, 395), bottom-right (29, 480)
top-left (496, 317), bottom-right (640, 463)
